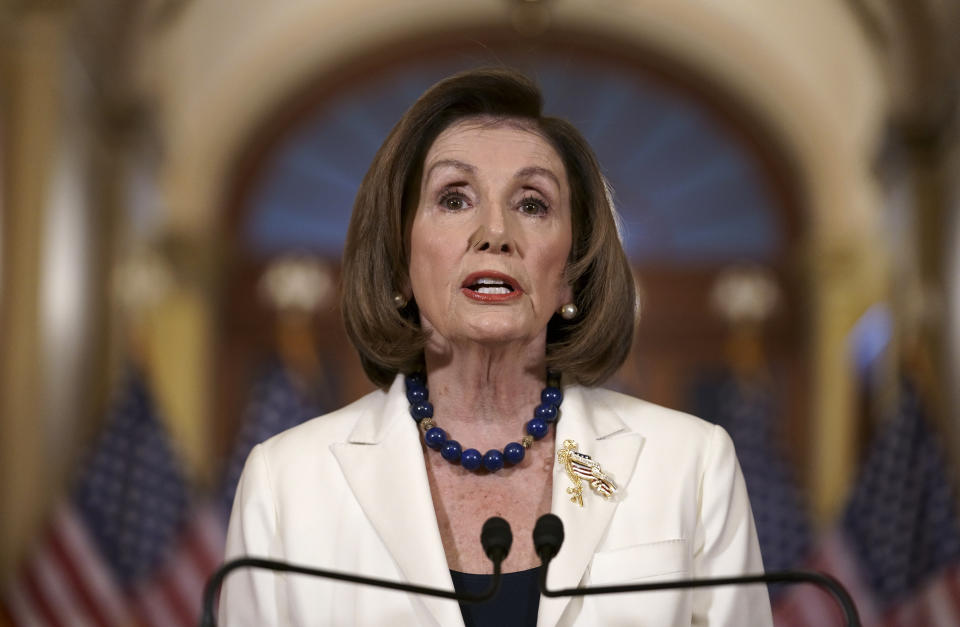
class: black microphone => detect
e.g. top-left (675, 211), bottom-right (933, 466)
top-left (200, 516), bottom-right (512, 627)
top-left (532, 514), bottom-right (861, 627)
top-left (533, 512), bottom-right (564, 562)
top-left (481, 515), bottom-right (513, 563)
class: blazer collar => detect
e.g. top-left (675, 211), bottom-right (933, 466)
top-left (331, 376), bottom-right (645, 627)
top-left (330, 375), bottom-right (462, 626)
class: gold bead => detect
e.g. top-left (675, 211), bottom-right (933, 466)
top-left (521, 435), bottom-right (534, 448)
top-left (420, 418), bottom-right (435, 432)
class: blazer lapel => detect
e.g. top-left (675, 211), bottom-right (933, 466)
top-left (538, 386), bottom-right (645, 627)
top-left (330, 376), bottom-right (462, 627)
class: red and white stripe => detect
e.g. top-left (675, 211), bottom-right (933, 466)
top-left (3, 503), bottom-right (226, 627)
top-left (885, 566), bottom-right (960, 627)
top-left (773, 532), bottom-right (960, 627)
top-left (3, 504), bottom-right (132, 627)
top-left (772, 531), bottom-right (881, 627)
top-left (132, 506), bottom-right (226, 627)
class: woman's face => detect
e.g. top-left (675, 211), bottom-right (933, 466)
top-left (408, 118), bottom-right (573, 349)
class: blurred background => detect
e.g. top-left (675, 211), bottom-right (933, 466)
top-left (2, 0), bottom-right (959, 625)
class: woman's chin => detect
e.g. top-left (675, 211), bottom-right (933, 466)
top-left (421, 306), bottom-right (549, 352)
top-left (434, 320), bottom-right (544, 350)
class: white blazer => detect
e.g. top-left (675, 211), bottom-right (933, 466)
top-left (221, 375), bottom-right (773, 626)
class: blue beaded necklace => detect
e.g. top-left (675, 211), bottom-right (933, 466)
top-left (405, 372), bottom-right (563, 473)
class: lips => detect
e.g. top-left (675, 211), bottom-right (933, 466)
top-left (461, 271), bottom-right (522, 302)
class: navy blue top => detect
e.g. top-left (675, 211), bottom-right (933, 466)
top-left (449, 568), bottom-right (541, 627)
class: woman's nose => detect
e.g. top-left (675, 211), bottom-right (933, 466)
top-left (471, 206), bottom-right (514, 254)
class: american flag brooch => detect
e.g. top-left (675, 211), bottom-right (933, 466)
top-left (557, 439), bottom-right (617, 507)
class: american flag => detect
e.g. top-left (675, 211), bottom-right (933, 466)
top-left (2, 367), bottom-right (224, 627)
top-left (218, 359), bottom-right (327, 518)
top-left (774, 379), bottom-right (960, 626)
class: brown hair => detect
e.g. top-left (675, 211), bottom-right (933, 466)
top-left (341, 68), bottom-right (636, 387)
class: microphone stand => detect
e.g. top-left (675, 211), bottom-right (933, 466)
top-left (200, 516), bottom-right (513, 627)
top-left (533, 514), bottom-right (861, 627)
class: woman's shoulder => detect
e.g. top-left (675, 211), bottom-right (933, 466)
top-left (580, 386), bottom-right (738, 483)
top-left (580, 385), bottom-right (719, 443)
top-left (256, 386), bottom-right (390, 458)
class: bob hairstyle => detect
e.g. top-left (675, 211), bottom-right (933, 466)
top-left (341, 68), bottom-right (636, 388)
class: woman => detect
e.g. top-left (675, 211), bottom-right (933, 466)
top-left (222, 68), bottom-right (772, 626)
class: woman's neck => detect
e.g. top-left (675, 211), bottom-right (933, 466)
top-left (421, 340), bottom-right (549, 450)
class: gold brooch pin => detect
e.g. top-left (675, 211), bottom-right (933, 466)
top-left (557, 439), bottom-right (617, 507)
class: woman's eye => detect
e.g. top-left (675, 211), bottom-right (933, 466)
top-left (519, 196), bottom-right (549, 216)
top-left (439, 191), bottom-right (468, 211)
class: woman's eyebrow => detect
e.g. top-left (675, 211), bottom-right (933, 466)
top-left (424, 159), bottom-right (476, 180)
top-left (515, 166), bottom-right (560, 189)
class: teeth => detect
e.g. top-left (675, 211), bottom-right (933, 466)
top-left (466, 276), bottom-right (514, 294)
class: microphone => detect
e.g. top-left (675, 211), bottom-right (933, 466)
top-left (201, 516), bottom-right (512, 627)
top-left (481, 515), bottom-right (513, 563)
top-left (533, 511), bottom-right (564, 562)
top-left (532, 514), bottom-right (861, 627)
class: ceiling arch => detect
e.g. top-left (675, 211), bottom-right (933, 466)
top-left (149, 0), bottom-right (885, 261)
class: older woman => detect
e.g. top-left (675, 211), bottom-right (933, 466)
top-left (222, 69), bottom-right (772, 626)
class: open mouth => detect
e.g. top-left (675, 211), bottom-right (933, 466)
top-left (466, 277), bottom-right (515, 295)
top-left (461, 272), bottom-right (522, 301)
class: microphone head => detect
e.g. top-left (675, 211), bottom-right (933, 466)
top-left (533, 514), bottom-right (564, 562)
top-left (480, 516), bottom-right (513, 563)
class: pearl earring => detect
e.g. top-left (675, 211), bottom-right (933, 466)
top-left (393, 293), bottom-right (407, 308)
top-left (559, 303), bottom-right (578, 320)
